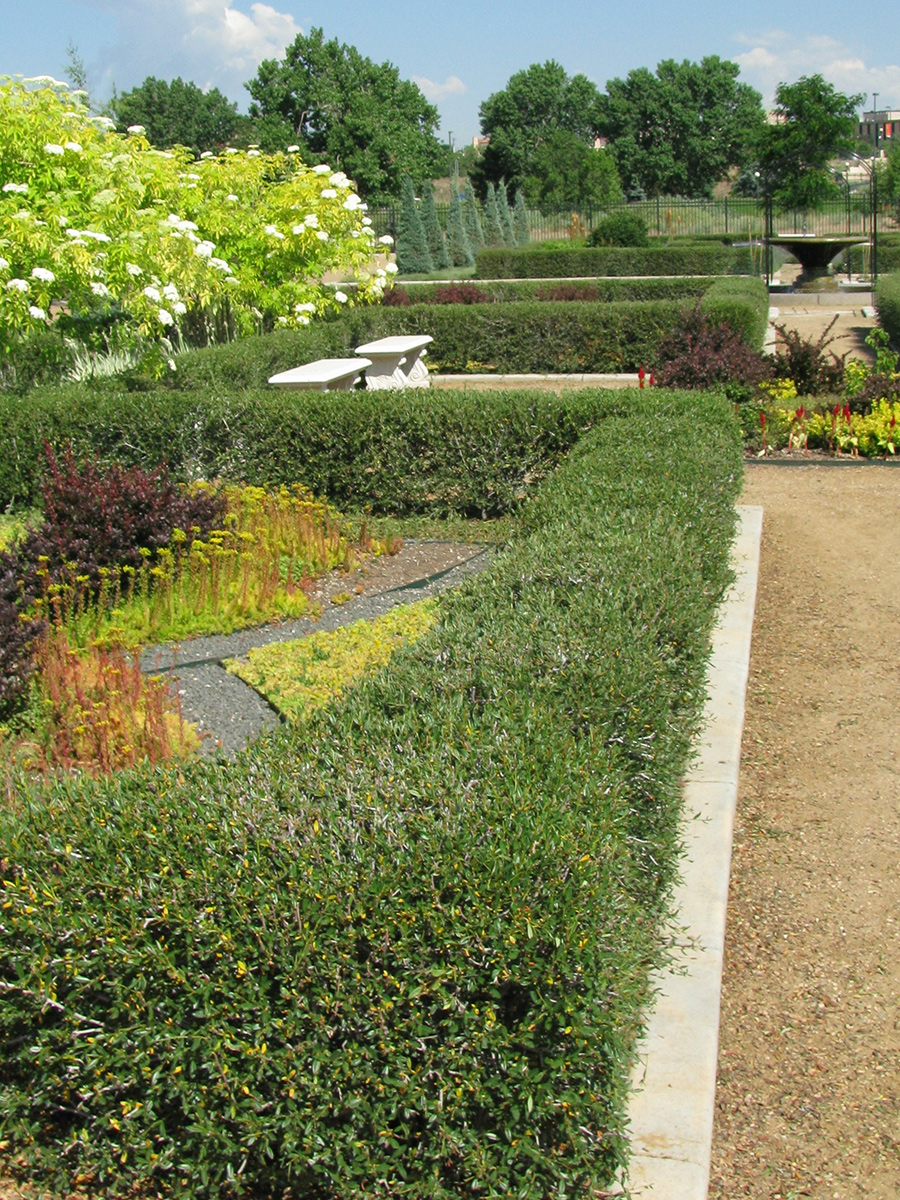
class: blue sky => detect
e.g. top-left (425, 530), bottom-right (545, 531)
top-left (2, 0), bottom-right (899, 144)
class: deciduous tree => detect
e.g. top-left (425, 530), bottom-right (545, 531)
top-left (110, 77), bottom-right (244, 155)
top-left (245, 28), bottom-right (443, 201)
top-left (523, 130), bottom-right (622, 214)
top-left (601, 57), bottom-right (764, 198)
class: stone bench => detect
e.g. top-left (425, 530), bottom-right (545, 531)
top-left (268, 358), bottom-right (372, 392)
top-left (354, 335), bottom-right (433, 390)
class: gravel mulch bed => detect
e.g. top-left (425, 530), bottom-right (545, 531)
top-left (141, 540), bottom-right (491, 758)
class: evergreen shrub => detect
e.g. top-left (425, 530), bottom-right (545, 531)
top-left (587, 212), bottom-right (649, 247)
top-left (475, 244), bottom-right (742, 278)
top-left (0, 392), bottom-right (742, 1198)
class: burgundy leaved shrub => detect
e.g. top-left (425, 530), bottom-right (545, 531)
top-left (773, 317), bottom-right (845, 396)
top-left (381, 287), bottom-right (412, 306)
top-left (534, 284), bottom-right (602, 302)
top-left (23, 443), bottom-right (227, 595)
top-left (654, 305), bottom-right (773, 400)
top-left (427, 284), bottom-right (491, 305)
top-left (0, 547), bottom-right (44, 719)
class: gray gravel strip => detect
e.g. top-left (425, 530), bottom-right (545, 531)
top-left (144, 544), bottom-right (491, 758)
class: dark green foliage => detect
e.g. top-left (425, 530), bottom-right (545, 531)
top-left (463, 194), bottom-right (485, 251)
top-left (396, 175), bottom-right (434, 275)
top-left (522, 132), bottom-right (623, 215)
top-left (845, 241), bottom-right (900, 274)
top-left (245, 27), bottom-right (443, 200)
top-left (472, 60), bottom-right (605, 193)
top-left (475, 243), bottom-right (742, 278)
top-left (756, 75), bottom-right (864, 212)
top-left (402, 277), bottom-right (713, 303)
top-left (876, 272), bottom-right (900, 344)
top-left (0, 549), bottom-right (42, 717)
top-left (514, 188), bottom-right (530, 244)
top-left (497, 182), bottom-right (517, 246)
top-left (109, 77), bottom-right (242, 154)
top-left (0, 391), bottom-right (741, 1198)
top-left (420, 181), bottom-right (451, 269)
top-left (601, 57), bottom-right (765, 198)
top-left (482, 182), bottom-right (506, 247)
top-left (446, 170), bottom-right (475, 268)
top-left (588, 212), bottom-right (649, 248)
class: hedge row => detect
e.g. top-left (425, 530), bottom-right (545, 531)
top-left (474, 243), bottom-right (743, 278)
top-left (0, 391), bottom-right (743, 1199)
top-left (0, 386), bottom-right (620, 512)
top-left (844, 241), bottom-right (900, 274)
top-left (396, 277), bottom-right (713, 303)
top-left (876, 271), bottom-right (900, 344)
top-left (700, 276), bottom-right (770, 348)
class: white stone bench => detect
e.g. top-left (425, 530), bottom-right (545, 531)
top-left (268, 357), bottom-right (372, 392)
top-left (354, 335), bottom-right (433, 390)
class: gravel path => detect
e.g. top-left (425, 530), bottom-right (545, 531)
top-left (141, 541), bottom-right (491, 757)
top-left (709, 463), bottom-right (900, 1200)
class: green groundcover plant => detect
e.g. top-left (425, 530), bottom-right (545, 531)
top-left (0, 391), bottom-right (742, 1198)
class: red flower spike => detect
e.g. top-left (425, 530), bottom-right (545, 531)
top-left (649, 373), bottom-right (655, 387)
top-left (638, 365), bottom-right (646, 389)
top-left (843, 404), bottom-right (852, 423)
top-left (833, 404), bottom-right (840, 416)
top-left (760, 411), bottom-right (767, 429)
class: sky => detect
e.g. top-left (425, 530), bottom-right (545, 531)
top-left (2, 0), bottom-right (900, 145)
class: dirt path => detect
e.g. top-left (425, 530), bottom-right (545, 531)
top-left (709, 464), bottom-right (900, 1199)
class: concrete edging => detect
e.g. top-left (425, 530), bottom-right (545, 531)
top-left (622, 504), bottom-right (763, 1199)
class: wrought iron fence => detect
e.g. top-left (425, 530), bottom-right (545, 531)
top-left (369, 195), bottom-right (896, 244)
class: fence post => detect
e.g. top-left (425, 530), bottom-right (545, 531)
top-left (724, 196), bottom-right (728, 236)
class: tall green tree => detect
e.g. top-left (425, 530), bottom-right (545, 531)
top-left (756, 75), bottom-right (864, 211)
top-left (514, 188), bottom-right (530, 244)
top-left (482, 182), bottom-right (506, 247)
top-left (497, 182), bottom-right (517, 246)
top-left (472, 60), bottom-right (604, 194)
top-left (523, 130), bottom-right (623, 214)
top-left (447, 168), bottom-right (475, 267)
top-left (245, 28), bottom-right (443, 200)
top-left (109, 77), bottom-right (243, 154)
top-left (396, 175), bottom-right (433, 274)
top-left (464, 193), bottom-right (485, 251)
top-left (420, 181), bottom-right (450, 269)
top-left (601, 57), bottom-right (765, 198)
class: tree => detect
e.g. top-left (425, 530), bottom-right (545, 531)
top-left (420, 182), bottom-right (450, 269)
top-left (109, 77), bottom-right (243, 155)
top-left (446, 168), bottom-right (474, 268)
top-left (514, 188), bottom-right (530, 245)
top-left (245, 28), bottom-right (443, 201)
top-left (497, 182), bottom-right (517, 246)
top-left (463, 193), bottom-right (484, 251)
top-left (472, 61), bottom-right (604, 193)
top-left (756, 75), bottom-right (864, 212)
top-left (601, 57), bottom-right (765, 198)
top-left (522, 129), bottom-right (622, 214)
top-left (396, 176), bottom-right (433, 274)
top-left (482, 182), bottom-right (506, 247)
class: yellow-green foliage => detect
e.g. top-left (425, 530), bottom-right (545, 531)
top-left (40, 483), bottom-right (359, 648)
top-left (226, 599), bottom-right (437, 721)
top-left (803, 398), bottom-right (900, 456)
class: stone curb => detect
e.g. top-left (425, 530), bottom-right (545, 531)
top-left (622, 504), bottom-right (763, 1199)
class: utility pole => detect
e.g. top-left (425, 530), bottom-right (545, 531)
top-left (873, 93), bottom-right (879, 151)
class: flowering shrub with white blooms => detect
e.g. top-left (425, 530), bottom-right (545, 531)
top-left (0, 76), bottom-right (391, 375)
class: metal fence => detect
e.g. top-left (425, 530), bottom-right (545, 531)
top-left (370, 195), bottom-right (896, 243)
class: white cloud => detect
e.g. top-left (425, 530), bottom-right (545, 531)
top-left (69, 0), bottom-right (302, 102)
top-left (412, 74), bottom-right (467, 102)
top-left (734, 30), bottom-right (900, 110)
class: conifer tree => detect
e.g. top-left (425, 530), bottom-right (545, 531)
top-left (464, 190), bottom-right (484, 251)
top-left (396, 175), bottom-right (434, 274)
top-left (482, 181), bottom-right (506, 247)
top-left (420, 181), bottom-right (450, 269)
top-left (446, 166), bottom-right (474, 267)
top-left (497, 180), bottom-right (517, 246)
top-left (514, 187), bottom-right (530, 245)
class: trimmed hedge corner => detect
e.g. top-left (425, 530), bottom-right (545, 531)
top-left (876, 272), bottom-right (900, 346)
top-left (0, 391), bottom-right (742, 1198)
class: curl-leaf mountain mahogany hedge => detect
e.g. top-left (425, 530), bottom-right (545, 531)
top-left (0, 390), bottom-right (742, 1197)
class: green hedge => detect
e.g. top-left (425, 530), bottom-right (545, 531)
top-left (0, 386), bottom-right (620, 512)
top-left (700, 276), bottom-right (770, 348)
top-left (0, 391), bottom-right (742, 1198)
top-left (397, 277), bottom-right (713, 303)
top-left (876, 272), bottom-right (900, 344)
top-left (844, 241), bottom-right (900, 274)
top-left (474, 244), bottom-right (743, 278)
